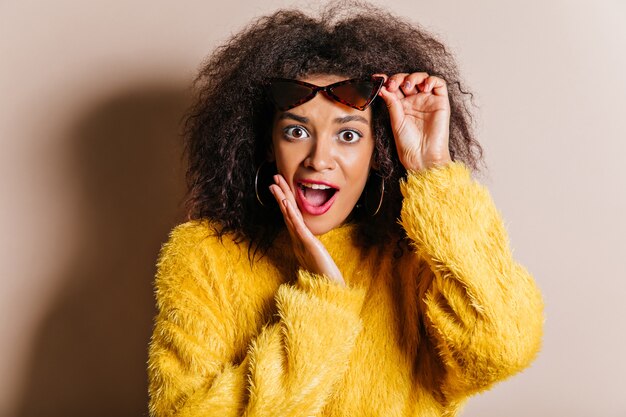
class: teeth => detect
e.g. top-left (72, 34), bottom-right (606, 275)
top-left (300, 182), bottom-right (332, 190)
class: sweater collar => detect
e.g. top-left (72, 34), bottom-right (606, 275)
top-left (317, 221), bottom-right (359, 246)
top-left (275, 221), bottom-right (360, 249)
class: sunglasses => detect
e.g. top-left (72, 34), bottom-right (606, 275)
top-left (266, 76), bottom-right (385, 111)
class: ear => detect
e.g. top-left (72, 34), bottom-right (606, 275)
top-left (370, 152), bottom-right (380, 171)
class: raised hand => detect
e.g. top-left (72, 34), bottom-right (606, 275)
top-left (374, 72), bottom-right (453, 172)
top-left (269, 174), bottom-right (345, 286)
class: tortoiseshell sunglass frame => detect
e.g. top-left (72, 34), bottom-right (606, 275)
top-left (266, 75), bottom-right (385, 111)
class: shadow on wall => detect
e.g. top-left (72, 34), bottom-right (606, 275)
top-left (15, 84), bottom-right (191, 417)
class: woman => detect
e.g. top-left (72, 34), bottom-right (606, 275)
top-left (147, 2), bottom-right (544, 416)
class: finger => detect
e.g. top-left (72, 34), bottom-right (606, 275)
top-left (274, 174), bottom-right (295, 202)
top-left (277, 196), bottom-right (300, 242)
top-left (287, 201), bottom-right (343, 284)
top-left (386, 73), bottom-right (409, 92)
top-left (377, 86), bottom-right (404, 132)
top-left (402, 72), bottom-right (430, 95)
top-left (274, 174), bottom-right (302, 220)
top-left (270, 184), bottom-right (296, 226)
top-left (372, 73), bottom-right (388, 83)
top-left (282, 199), bottom-right (298, 233)
top-left (282, 198), bottom-right (318, 259)
top-left (283, 199), bottom-right (336, 273)
top-left (269, 184), bottom-right (290, 221)
top-left (423, 75), bottom-right (448, 96)
top-left (270, 184), bottom-right (306, 244)
top-left (284, 199), bottom-right (315, 242)
top-left (373, 73), bottom-right (404, 101)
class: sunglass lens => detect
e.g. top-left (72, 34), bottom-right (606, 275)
top-left (329, 79), bottom-right (382, 109)
top-left (269, 81), bottom-right (314, 110)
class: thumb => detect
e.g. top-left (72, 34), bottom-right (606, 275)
top-left (378, 86), bottom-right (404, 130)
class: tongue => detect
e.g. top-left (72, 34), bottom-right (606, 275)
top-left (304, 188), bottom-right (333, 207)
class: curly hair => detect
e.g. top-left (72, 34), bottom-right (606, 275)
top-left (181, 0), bottom-right (485, 260)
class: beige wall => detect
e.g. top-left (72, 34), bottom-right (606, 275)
top-left (1, 0), bottom-right (625, 416)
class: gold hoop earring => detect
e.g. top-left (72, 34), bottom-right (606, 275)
top-left (255, 160), bottom-right (271, 207)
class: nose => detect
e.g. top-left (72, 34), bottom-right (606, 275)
top-left (304, 136), bottom-right (336, 171)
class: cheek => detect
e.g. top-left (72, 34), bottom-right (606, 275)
top-left (273, 141), bottom-right (303, 177)
top-left (271, 135), bottom-right (289, 169)
top-left (342, 143), bottom-right (375, 181)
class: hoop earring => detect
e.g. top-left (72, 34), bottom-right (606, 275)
top-left (255, 160), bottom-right (272, 207)
top-left (364, 171), bottom-right (385, 216)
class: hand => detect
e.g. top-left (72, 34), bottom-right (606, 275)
top-left (374, 72), bottom-right (453, 172)
top-left (269, 175), bottom-right (346, 286)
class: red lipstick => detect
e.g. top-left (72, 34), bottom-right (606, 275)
top-left (295, 179), bottom-right (340, 216)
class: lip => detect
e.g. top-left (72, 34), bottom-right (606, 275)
top-left (297, 178), bottom-right (341, 190)
top-left (295, 179), bottom-right (340, 216)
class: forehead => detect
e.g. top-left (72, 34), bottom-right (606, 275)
top-left (296, 73), bottom-right (350, 86)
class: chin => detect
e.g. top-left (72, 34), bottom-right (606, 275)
top-left (303, 215), bottom-right (345, 236)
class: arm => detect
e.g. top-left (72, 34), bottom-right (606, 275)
top-left (147, 222), bottom-right (367, 417)
top-left (398, 161), bottom-right (545, 402)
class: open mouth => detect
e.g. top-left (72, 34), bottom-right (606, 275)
top-left (295, 180), bottom-right (339, 215)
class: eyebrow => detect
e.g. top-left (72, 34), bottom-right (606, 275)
top-left (278, 112), bottom-right (369, 125)
top-left (278, 112), bottom-right (309, 124)
top-left (335, 115), bottom-right (369, 125)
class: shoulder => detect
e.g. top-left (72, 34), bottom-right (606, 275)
top-left (159, 218), bottom-right (244, 262)
top-left (154, 219), bottom-right (246, 292)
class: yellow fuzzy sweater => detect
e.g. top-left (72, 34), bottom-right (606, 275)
top-left (147, 161), bottom-right (544, 417)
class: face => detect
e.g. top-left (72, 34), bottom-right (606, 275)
top-left (270, 73), bottom-right (376, 236)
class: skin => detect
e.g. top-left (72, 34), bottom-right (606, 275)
top-left (269, 72), bottom-right (453, 286)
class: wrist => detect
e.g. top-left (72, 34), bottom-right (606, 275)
top-left (403, 156), bottom-right (452, 173)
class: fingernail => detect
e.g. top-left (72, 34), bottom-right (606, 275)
top-left (403, 81), bottom-right (411, 90)
top-left (282, 199), bottom-right (288, 208)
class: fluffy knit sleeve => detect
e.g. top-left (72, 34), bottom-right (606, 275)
top-left (147, 222), bottom-right (367, 417)
top-left (398, 161), bottom-right (545, 403)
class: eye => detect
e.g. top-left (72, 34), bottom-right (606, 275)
top-left (338, 129), bottom-right (362, 143)
top-left (284, 125), bottom-right (310, 140)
